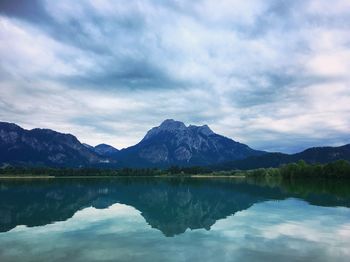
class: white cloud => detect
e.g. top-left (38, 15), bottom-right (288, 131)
top-left (0, 17), bottom-right (96, 78)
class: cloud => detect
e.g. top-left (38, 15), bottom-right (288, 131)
top-left (0, 0), bottom-right (349, 152)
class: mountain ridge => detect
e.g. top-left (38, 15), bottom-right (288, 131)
top-left (0, 120), bottom-right (349, 168)
top-left (212, 144), bottom-right (350, 170)
top-left (0, 121), bottom-right (104, 167)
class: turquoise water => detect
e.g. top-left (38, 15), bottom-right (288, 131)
top-left (0, 178), bottom-right (349, 261)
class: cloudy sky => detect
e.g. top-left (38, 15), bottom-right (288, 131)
top-left (0, 0), bottom-right (349, 153)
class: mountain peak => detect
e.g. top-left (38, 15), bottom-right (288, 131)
top-left (94, 143), bottom-right (119, 156)
top-left (143, 119), bottom-right (186, 141)
top-left (159, 119), bottom-right (186, 131)
top-left (143, 119), bottom-right (215, 141)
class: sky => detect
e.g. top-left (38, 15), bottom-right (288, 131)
top-left (0, 0), bottom-right (349, 153)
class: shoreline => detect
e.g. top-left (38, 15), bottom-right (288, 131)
top-left (190, 175), bottom-right (245, 178)
top-left (0, 175), bottom-right (246, 179)
top-left (0, 176), bottom-right (55, 179)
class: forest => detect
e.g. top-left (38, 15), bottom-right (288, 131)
top-left (0, 160), bottom-right (349, 178)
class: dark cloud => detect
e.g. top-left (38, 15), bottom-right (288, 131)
top-left (0, 0), bottom-right (48, 22)
top-left (59, 58), bottom-right (186, 91)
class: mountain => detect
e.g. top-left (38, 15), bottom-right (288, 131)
top-left (294, 144), bottom-right (350, 163)
top-left (83, 143), bottom-right (119, 157)
top-left (115, 119), bottom-right (265, 167)
top-left (1, 120), bottom-right (349, 168)
top-left (0, 122), bottom-right (104, 167)
top-left (93, 144), bottom-right (119, 157)
top-left (213, 144), bottom-right (350, 170)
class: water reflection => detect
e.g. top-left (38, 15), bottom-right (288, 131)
top-left (0, 178), bottom-right (350, 261)
top-left (1, 178), bottom-right (350, 236)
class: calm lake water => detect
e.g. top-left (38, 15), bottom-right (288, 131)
top-left (0, 177), bottom-right (350, 262)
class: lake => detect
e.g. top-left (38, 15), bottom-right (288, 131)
top-left (0, 177), bottom-right (350, 262)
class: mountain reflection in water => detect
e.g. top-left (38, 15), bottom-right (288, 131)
top-left (1, 177), bottom-right (349, 236)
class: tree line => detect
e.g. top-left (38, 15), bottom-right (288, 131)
top-left (0, 160), bottom-right (349, 178)
top-left (243, 160), bottom-right (350, 179)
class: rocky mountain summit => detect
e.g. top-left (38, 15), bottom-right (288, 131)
top-left (115, 119), bottom-right (265, 167)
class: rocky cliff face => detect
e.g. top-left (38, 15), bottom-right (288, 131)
top-left (0, 122), bottom-right (103, 167)
top-left (116, 119), bottom-right (265, 167)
